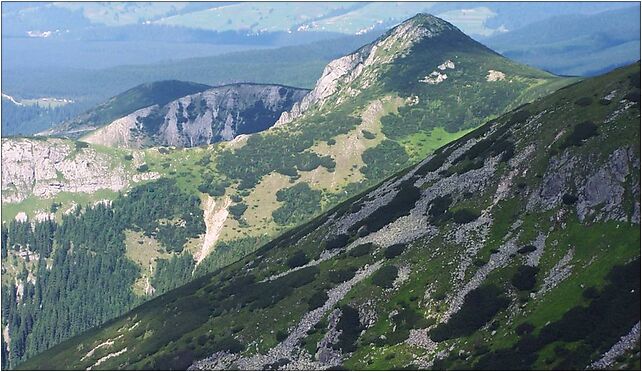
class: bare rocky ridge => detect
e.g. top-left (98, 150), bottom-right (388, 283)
top-left (589, 321), bottom-right (641, 370)
top-left (82, 84), bottom-right (308, 149)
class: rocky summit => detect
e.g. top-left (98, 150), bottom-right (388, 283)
top-left (275, 14), bottom-right (458, 126)
top-left (17, 61), bottom-right (640, 371)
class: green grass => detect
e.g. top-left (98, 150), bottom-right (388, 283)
top-left (1, 189), bottom-right (119, 223)
top-left (399, 126), bottom-right (475, 162)
top-left (526, 220), bottom-right (640, 328)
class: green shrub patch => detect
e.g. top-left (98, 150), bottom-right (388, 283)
top-left (511, 265), bottom-right (539, 291)
top-left (372, 265), bottom-right (398, 288)
top-left (350, 243), bottom-right (373, 257)
top-left (307, 290), bottom-right (329, 310)
top-left (562, 193), bottom-right (578, 205)
top-left (384, 244), bottom-right (405, 259)
top-left (560, 121), bottom-right (598, 149)
top-left (333, 305), bottom-right (364, 352)
top-left (430, 284), bottom-right (509, 342)
top-left (349, 179), bottom-right (421, 235)
top-left (517, 245), bottom-right (537, 254)
top-left (452, 209), bottom-right (481, 224)
top-left (273, 183), bottom-right (322, 226)
top-left (574, 97), bottom-right (593, 107)
top-left (287, 250), bottom-right (310, 269)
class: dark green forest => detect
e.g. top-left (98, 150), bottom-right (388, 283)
top-left (1, 179), bottom-right (204, 367)
top-left (1, 101), bottom-right (87, 136)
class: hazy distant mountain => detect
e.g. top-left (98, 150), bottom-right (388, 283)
top-left (2, 2), bottom-right (634, 70)
top-left (482, 6), bottom-right (640, 76)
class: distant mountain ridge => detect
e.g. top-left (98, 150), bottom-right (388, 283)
top-left (81, 83), bottom-right (309, 148)
top-left (483, 6), bottom-right (641, 76)
top-left (42, 80), bottom-right (212, 137)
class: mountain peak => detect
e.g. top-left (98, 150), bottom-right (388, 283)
top-left (401, 12), bottom-right (456, 30)
top-left (387, 13), bottom-right (460, 41)
top-left (275, 13), bottom-right (484, 126)
top-left (19, 62), bottom-right (640, 371)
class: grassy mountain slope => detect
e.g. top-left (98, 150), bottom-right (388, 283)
top-left (19, 61), bottom-right (641, 371)
top-left (184, 14), bottom-right (571, 273)
top-left (42, 80), bottom-right (212, 137)
top-left (2, 14), bottom-right (573, 367)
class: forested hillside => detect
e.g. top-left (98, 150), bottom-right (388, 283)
top-left (1, 179), bottom-right (205, 367)
top-left (1, 100), bottom-right (85, 136)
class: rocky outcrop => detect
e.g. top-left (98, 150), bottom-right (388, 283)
top-left (83, 84), bottom-right (308, 149)
top-left (527, 145), bottom-right (637, 223)
top-left (576, 147), bottom-right (633, 222)
top-left (588, 321), bottom-right (641, 370)
top-left (1, 138), bottom-right (131, 204)
top-left (81, 106), bottom-right (155, 148)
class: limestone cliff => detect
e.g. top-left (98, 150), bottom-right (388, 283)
top-left (1, 138), bottom-right (136, 204)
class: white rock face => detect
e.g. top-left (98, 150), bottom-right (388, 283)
top-left (275, 49), bottom-right (373, 126)
top-left (1, 138), bottom-right (131, 203)
top-left (487, 70), bottom-right (506, 81)
top-left (420, 71), bottom-right (448, 84)
top-left (420, 59), bottom-right (456, 85)
top-left (438, 60), bottom-right (455, 70)
top-left (82, 106), bottom-right (156, 148)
